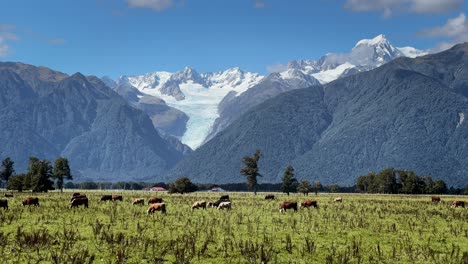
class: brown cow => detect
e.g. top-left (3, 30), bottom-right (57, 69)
top-left (300, 200), bottom-right (319, 208)
top-left (70, 197), bottom-right (88, 208)
top-left (265, 194), bottom-right (275, 200)
top-left (451, 201), bottom-right (465, 208)
top-left (22, 197), bottom-right (39, 206)
top-left (133, 198), bottom-right (144, 205)
top-left (431, 196), bottom-right (441, 202)
top-left (218, 201), bottom-right (232, 210)
top-left (334, 197), bottom-right (343, 203)
top-left (72, 192), bottom-right (80, 197)
top-left (4, 193), bottom-right (13, 198)
top-left (220, 195), bottom-right (230, 200)
top-left (0, 199), bottom-right (8, 209)
top-left (147, 203), bottom-right (166, 214)
top-left (148, 197), bottom-right (163, 204)
top-left (112, 195), bottom-right (123, 202)
top-left (191, 200), bottom-right (206, 210)
top-left (70, 194), bottom-right (87, 202)
top-left (100, 195), bottom-right (113, 202)
top-left (279, 201), bottom-right (297, 213)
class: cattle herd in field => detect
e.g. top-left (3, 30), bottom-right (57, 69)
top-left (0, 193), bottom-right (465, 213)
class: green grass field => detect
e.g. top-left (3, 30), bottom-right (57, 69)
top-left (0, 191), bottom-right (467, 264)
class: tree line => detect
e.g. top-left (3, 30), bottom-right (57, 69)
top-left (1, 157), bottom-right (72, 192)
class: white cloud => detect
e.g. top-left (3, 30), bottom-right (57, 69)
top-left (126, 0), bottom-right (174, 12)
top-left (419, 13), bottom-right (468, 52)
top-left (344, 0), bottom-right (463, 16)
top-left (254, 1), bottom-right (265, 9)
top-left (266, 63), bottom-right (288, 73)
top-left (0, 24), bottom-right (19, 57)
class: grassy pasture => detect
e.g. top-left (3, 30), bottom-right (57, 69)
top-left (0, 191), bottom-right (467, 264)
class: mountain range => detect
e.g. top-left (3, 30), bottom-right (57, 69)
top-left (168, 43), bottom-right (468, 187)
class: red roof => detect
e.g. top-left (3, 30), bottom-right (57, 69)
top-left (151, 187), bottom-right (166, 191)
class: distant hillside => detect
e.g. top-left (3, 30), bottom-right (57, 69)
top-left (168, 44), bottom-right (468, 187)
top-left (0, 62), bottom-right (187, 182)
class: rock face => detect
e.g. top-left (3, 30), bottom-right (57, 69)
top-left (0, 62), bottom-right (186, 182)
top-left (168, 43), bottom-right (468, 187)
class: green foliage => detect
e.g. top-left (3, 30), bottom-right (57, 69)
top-left (356, 168), bottom-right (448, 194)
top-left (313, 181), bottom-right (322, 195)
top-left (168, 176), bottom-right (197, 194)
top-left (28, 157), bottom-right (54, 192)
top-left (240, 149), bottom-right (262, 194)
top-left (281, 165), bottom-right (297, 196)
top-left (0, 157), bottom-right (15, 182)
top-left (6, 173), bottom-right (26, 191)
top-left (297, 180), bottom-right (312, 195)
top-left (53, 157), bottom-right (72, 192)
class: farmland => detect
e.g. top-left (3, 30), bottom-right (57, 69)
top-left (0, 191), bottom-right (467, 264)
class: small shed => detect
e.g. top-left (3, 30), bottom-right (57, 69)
top-left (211, 186), bottom-right (226, 192)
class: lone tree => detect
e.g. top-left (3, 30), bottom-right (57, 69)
top-left (313, 180), bottom-right (322, 196)
top-left (168, 176), bottom-right (198, 194)
top-left (53, 157), bottom-right (72, 192)
top-left (297, 180), bottom-right (312, 196)
top-left (281, 165), bottom-right (297, 196)
top-left (1, 157), bottom-right (15, 184)
top-left (240, 149), bottom-right (262, 195)
top-left (28, 157), bottom-right (54, 192)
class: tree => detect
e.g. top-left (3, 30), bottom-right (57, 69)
top-left (0, 157), bottom-right (15, 183)
top-left (313, 181), bottom-right (322, 195)
top-left (432, 180), bottom-right (447, 194)
top-left (297, 180), bottom-right (312, 196)
top-left (53, 157), bottom-right (72, 192)
top-left (240, 149), bottom-right (262, 195)
top-left (28, 157), bottom-right (54, 192)
top-left (7, 174), bottom-right (26, 192)
top-left (281, 165), bottom-right (297, 196)
top-left (168, 176), bottom-right (197, 194)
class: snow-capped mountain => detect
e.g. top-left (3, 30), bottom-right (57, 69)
top-left (281, 34), bottom-right (428, 84)
top-left (117, 67), bottom-right (263, 149)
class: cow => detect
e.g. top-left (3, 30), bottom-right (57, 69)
top-left (431, 196), bottom-right (441, 202)
top-left (72, 192), bottom-right (80, 197)
top-left (22, 197), bottom-right (39, 206)
top-left (191, 200), bottom-right (206, 210)
top-left (451, 201), bottom-right (465, 208)
top-left (279, 201), bottom-right (297, 213)
top-left (4, 193), bottom-right (13, 198)
top-left (112, 195), bottom-right (123, 202)
top-left (100, 195), bottom-right (113, 202)
top-left (70, 194), bottom-right (87, 202)
top-left (147, 203), bottom-right (166, 214)
top-left (220, 195), bottom-right (230, 200)
top-left (217, 201), bottom-right (231, 210)
top-left (209, 199), bottom-right (229, 208)
top-left (300, 200), bottom-right (319, 208)
top-left (148, 197), bottom-right (163, 204)
top-left (133, 198), bottom-right (144, 205)
top-left (0, 199), bottom-right (8, 209)
top-left (334, 197), bottom-right (343, 203)
top-left (70, 197), bottom-right (88, 208)
top-left (265, 194), bottom-right (275, 200)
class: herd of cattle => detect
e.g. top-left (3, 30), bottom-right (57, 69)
top-left (0, 193), bottom-right (465, 213)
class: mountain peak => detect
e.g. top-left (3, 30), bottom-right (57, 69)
top-left (355, 34), bottom-right (390, 47)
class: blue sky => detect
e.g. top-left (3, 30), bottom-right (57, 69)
top-left (0, 0), bottom-right (466, 78)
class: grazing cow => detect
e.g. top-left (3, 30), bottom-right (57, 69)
top-left (22, 197), bottom-right (39, 206)
top-left (72, 192), bottom-right (80, 197)
top-left (300, 200), bottom-right (319, 208)
top-left (265, 194), bottom-right (275, 200)
top-left (70, 197), bottom-right (88, 208)
top-left (191, 200), bottom-right (207, 210)
top-left (334, 197), bottom-right (343, 203)
top-left (217, 201), bottom-right (232, 210)
top-left (112, 195), bottom-right (123, 202)
top-left (70, 194), bottom-right (87, 202)
top-left (209, 199), bottom-right (230, 208)
top-left (100, 195), bottom-right (113, 202)
top-left (279, 201), bottom-right (297, 213)
top-left (451, 201), bottom-right (465, 208)
top-left (133, 198), bottom-right (144, 205)
top-left (4, 193), bottom-right (13, 198)
top-left (220, 195), bottom-right (230, 200)
top-left (207, 202), bottom-right (215, 208)
top-left (0, 199), bottom-right (8, 209)
top-left (147, 203), bottom-right (166, 214)
top-left (431, 196), bottom-right (441, 202)
top-left (148, 197), bottom-right (163, 204)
